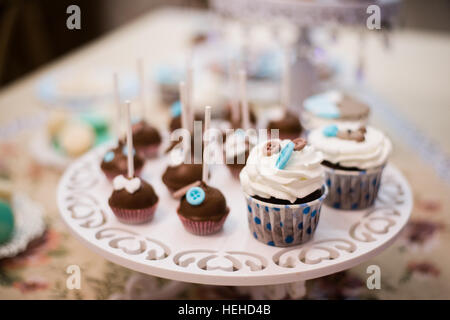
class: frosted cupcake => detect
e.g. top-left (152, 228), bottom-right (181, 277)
top-left (239, 138), bottom-right (327, 247)
top-left (302, 91), bottom-right (370, 130)
top-left (309, 124), bottom-right (392, 210)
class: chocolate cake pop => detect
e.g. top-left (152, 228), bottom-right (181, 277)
top-left (162, 163), bottom-right (203, 195)
top-left (163, 82), bottom-right (203, 196)
top-left (177, 181), bottom-right (229, 235)
top-left (224, 70), bottom-right (257, 178)
top-left (132, 59), bottom-right (162, 158)
top-left (131, 120), bottom-right (162, 158)
top-left (267, 109), bottom-right (303, 140)
top-left (267, 47), bottom-right (303, 140)
top-left (223, 101), bottom-right (257, 129)
top-left (176, 106), bottom-right (229, 235)
top-left (100, 142), bottom-right (144, 181)
top-left (108, 101), bottom-right (159, 224)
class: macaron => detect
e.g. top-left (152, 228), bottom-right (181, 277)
top-left (0, 200), bottom-right (14, 244)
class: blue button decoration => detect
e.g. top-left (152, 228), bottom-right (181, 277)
top-left (254, 217), bottom-right (261, 225)
top-left (171, 101), bottom-right (182, 118)
top-left (253, 232), bottom-right (258, 239)
top-left (122, 146), bottom-right (136, 157)
top-left (326, 178), bottom-right (331, 187)
top-left (323, 124), bottom-right (338, 137)
top-left (266, 223), bottom-right (272, 231)
top-left (303, 206), bottom-right (310, 214)
top-left (267, 241), bottom-right (275, 246)
top-left (280, 222), bottom-right (283, 227)
top-left (186, 187), bottom-right (205, 206)
top-left (247, 205), bottom-right (252, 213)
top-left (298, 222), bottom-right (303, 230)
top-left (103, 151), bottom-right (115, 163)
top-left (285, 235), bottom-right (293, 244)
top-left (311, 210), bottom-right (317, 218)
top-left (275, 141), bottom-right (295, 170)
top-left (306, 227), bottom-right (312, 234)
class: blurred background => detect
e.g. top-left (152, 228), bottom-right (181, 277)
top-left (1, 0), bottom-right (449, 87)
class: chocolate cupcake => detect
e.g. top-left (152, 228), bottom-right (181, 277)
top-left (267, 109), bottom-right (303, 140)
top-left (239, 138), bottom-right (327, 246)
top-left (100, 144), bottom-right (144, 181)
top-left (309, 124), bottom-right (392, 210)
top-left (303, 90), bottom-right (370, 130)
top-left (177, 182), bottom-right (229, 235)
top-left (132, 120), bottom-right (162, 158)
top-left (108, 175), bottom-right (159, 224)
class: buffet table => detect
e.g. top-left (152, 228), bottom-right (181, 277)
top-left (0, 8), bottom-right (449, 300)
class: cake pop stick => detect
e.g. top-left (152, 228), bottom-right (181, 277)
top-left (186, 57), bottom-right (194, 133)
top-left (238, 69), bottom-right (250, 130)
top-left (281, 47), bottom-right (291, 108)
top-left (179, 81), bottom-right (190, 163)
top-left (202, 106), bottom-right (211, 182)
top-left (113, 73), bottom-right (121, 138)
top-left (124, 100), bottom-right (134, 179)
top-left (179, 81), bottom-right (188, 131)
top-left (137, 58), bottom-right (146, 120)
top-left (230, 60), bottom-right (240, 125)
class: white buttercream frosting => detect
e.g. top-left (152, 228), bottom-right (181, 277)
top-left (308, 124), bottom-right (392, 169)
top-left (113, 175), bottom-right (141, 194)
top-left (239, 139), bottom-right (325, 203)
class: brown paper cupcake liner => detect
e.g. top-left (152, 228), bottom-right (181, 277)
top-left (177, 211), bottom-right (229, 236)
top-left (110, 201), bottom-right (158, 224)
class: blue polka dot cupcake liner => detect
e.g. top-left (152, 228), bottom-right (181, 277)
top-left (324, 165), bottom-right (385, 210)
top-left (245, 185), bottom-right (328, 247)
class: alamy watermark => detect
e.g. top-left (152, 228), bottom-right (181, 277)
top-left (167, 124), bottom-right (280, 166)
top-left (367, 5), bottom-right (381, 30)
top-left (66, 5), bottom-right (81, 30)
top-left (66, 264), bottom-right (81, 290)
top-left (366, 265), bottom-right (381, 290)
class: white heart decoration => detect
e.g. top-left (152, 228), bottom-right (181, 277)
top-left (113, 175), bottom-right (141, 194)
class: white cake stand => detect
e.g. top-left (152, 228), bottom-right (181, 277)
top-left (57, 144), bottom-right (411, 287)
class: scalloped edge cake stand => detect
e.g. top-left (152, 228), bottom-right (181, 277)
top-left (57, 144), bottom-right (411, 287)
